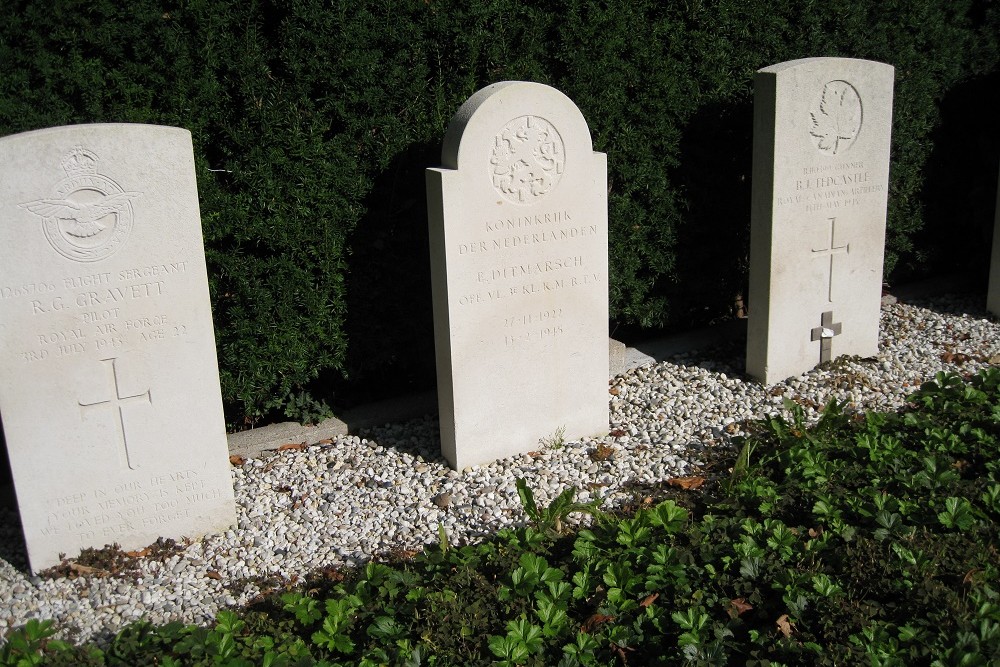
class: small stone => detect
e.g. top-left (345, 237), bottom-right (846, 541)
top-left (432, 493), bottom-right (452, 508)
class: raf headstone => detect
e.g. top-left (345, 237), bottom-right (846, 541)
top-left (0, 124), bottom-right (236, 573)
top-left (427, 82), bottom-right (608, 469)
top-left (988, 165), bottom-right (1000, 316)
top-left (747, 58), bottom-right (895, 384)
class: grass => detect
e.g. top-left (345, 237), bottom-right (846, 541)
top-left (3, 368), bottom-right (999, 666)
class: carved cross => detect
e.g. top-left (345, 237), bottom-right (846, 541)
top-left (78, 357), bottom-right (152, 470)
top-left (811, 217), bottom-right (849, 303)
top-left (810, 311), bottom-right (843, 364)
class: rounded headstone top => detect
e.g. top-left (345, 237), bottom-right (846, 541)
top-left (439, 82), bottom-right (594, 186)
top-left (757, 57), bottom-right (894, 76)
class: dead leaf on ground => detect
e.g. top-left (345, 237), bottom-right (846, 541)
top-left (776, 614), bottom-right (795, 638)
top-left (317, 438), bottom-right (334, 445)
top-left (609, 428), bottom-right (626, 438)
top-left (640, 593), bottom-right (659, 608)
top-left (590, 444), bottom-right (615, 462)
top-left (666, 477), bottom-right (706, 490)
top-left (609, 386), bottom-right (620, 395)
top-left (229, 455), bottom-right (246, 466)
top-left (278, 442), bottom-right (306, 452)
top-left (941, 351), bottom-right (970, 365)
top-left (728, 598), bottom-right (753, 618)
top-left (317, 567), bottom-right (346, 582)
top-left (69, 563), bottom-right (107, 577)
top-left (126, 548), bottom-right (151, 558)
top-left (205, 570), bottom-right (222, 580)
top-left (581, 613), bottom-right (615, 634)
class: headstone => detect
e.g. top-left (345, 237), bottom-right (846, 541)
top-left (746, 58), bottom-right (895, 384)
top-left (0, 124), bottom-right (236, 573)
top-left (426, 82), bottom-right (609, 469)
top-left (988, 164), bottom-right (1000, 316)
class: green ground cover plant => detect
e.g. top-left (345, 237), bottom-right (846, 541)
top-left (3, 368), bottom-right (998, 665)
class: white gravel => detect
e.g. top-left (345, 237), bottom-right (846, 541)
top-left (0, 292), bottom-right (997, 646)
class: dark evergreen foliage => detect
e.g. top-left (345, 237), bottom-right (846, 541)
top-left (0, 0), bottom-right (997, 422)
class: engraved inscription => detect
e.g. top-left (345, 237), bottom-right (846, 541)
top-left (457, 272), bottom-right (601, 306)
top-left (477, 255), bottom-right (582, 284)
top-left (458, 225), bottom-right (598, 255)
top-left (775, 161), bottom-right (884, 212)
top-left (491, 116), bottom-right (564, 204)
top-left (42, 468), bottom-right (216, 540)
top-left (486, 210), bottom-right (572, 233)
top-left (78, 357), bottom-right (152, 470)
top-left (505, 326), bottom-right (564, 347)
top-left (809, 80), bottom-right (862, 155)
top-left (4, 260), bottom-right (190, 361)
top-left (19, 147), bottom-right (142, 262)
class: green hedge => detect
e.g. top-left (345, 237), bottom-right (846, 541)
top-left (0, 0), bottom-right (997, 423)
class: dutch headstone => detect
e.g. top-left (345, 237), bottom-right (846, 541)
top-left (427, 82), bottom-right (609, 469)
top-left (0, 124), bottom-right (236, 573)
top-left (746, 58), bottom-right (895, 384)
top-left (988, 164), bottom-right (1000, 316)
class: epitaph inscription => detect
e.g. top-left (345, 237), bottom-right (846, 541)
top-left (0, 124), bottom-right (236, 573)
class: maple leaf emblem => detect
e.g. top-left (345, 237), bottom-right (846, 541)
top-left (809, 80), bottom-right (862, 155)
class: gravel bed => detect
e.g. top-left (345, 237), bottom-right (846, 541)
top-left (0, 293), bottom-right (997, 646)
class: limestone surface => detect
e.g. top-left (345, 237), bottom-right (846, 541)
top-left (0, 124), bottom-right (236, 572)
top-left (747, 58), bottom-right (895, 384)
top-left (426, 82), bottom-right (609, 469)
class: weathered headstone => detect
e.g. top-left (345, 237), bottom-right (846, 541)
top-left (746, 58), bottom-right (895, 384)
top-left (426, 82), bottom-right (608, 469)
top-left (988, 164), bottom-right (1000, 316)
top-left (0, 124), bottom-right (236, 572)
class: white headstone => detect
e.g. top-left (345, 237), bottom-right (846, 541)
top-left (426, 82), bottom-right (609, 469)
top-left (746, 58), bottom-right (895, 384)
top-left (0, 124), bottom-right (236, 573)
top-left (988, 164), bottom-right (1000, 316)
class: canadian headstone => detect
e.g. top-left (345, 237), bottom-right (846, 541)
top-left (426, 82), bottom-right (609, 469)
top-left (746, 58), bottom-right (895, 384)
top-left (988, 164), bottom-right (1000, 316)
top-left (0, 124), bottom-right (236, 573)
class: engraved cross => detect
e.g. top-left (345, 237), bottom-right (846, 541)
top-left (810, 311), bottom-right (843, 364)
top-left (811, 217), bottom-right (849, 303)
top-left (78, 357), bottom-right (152, 470)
